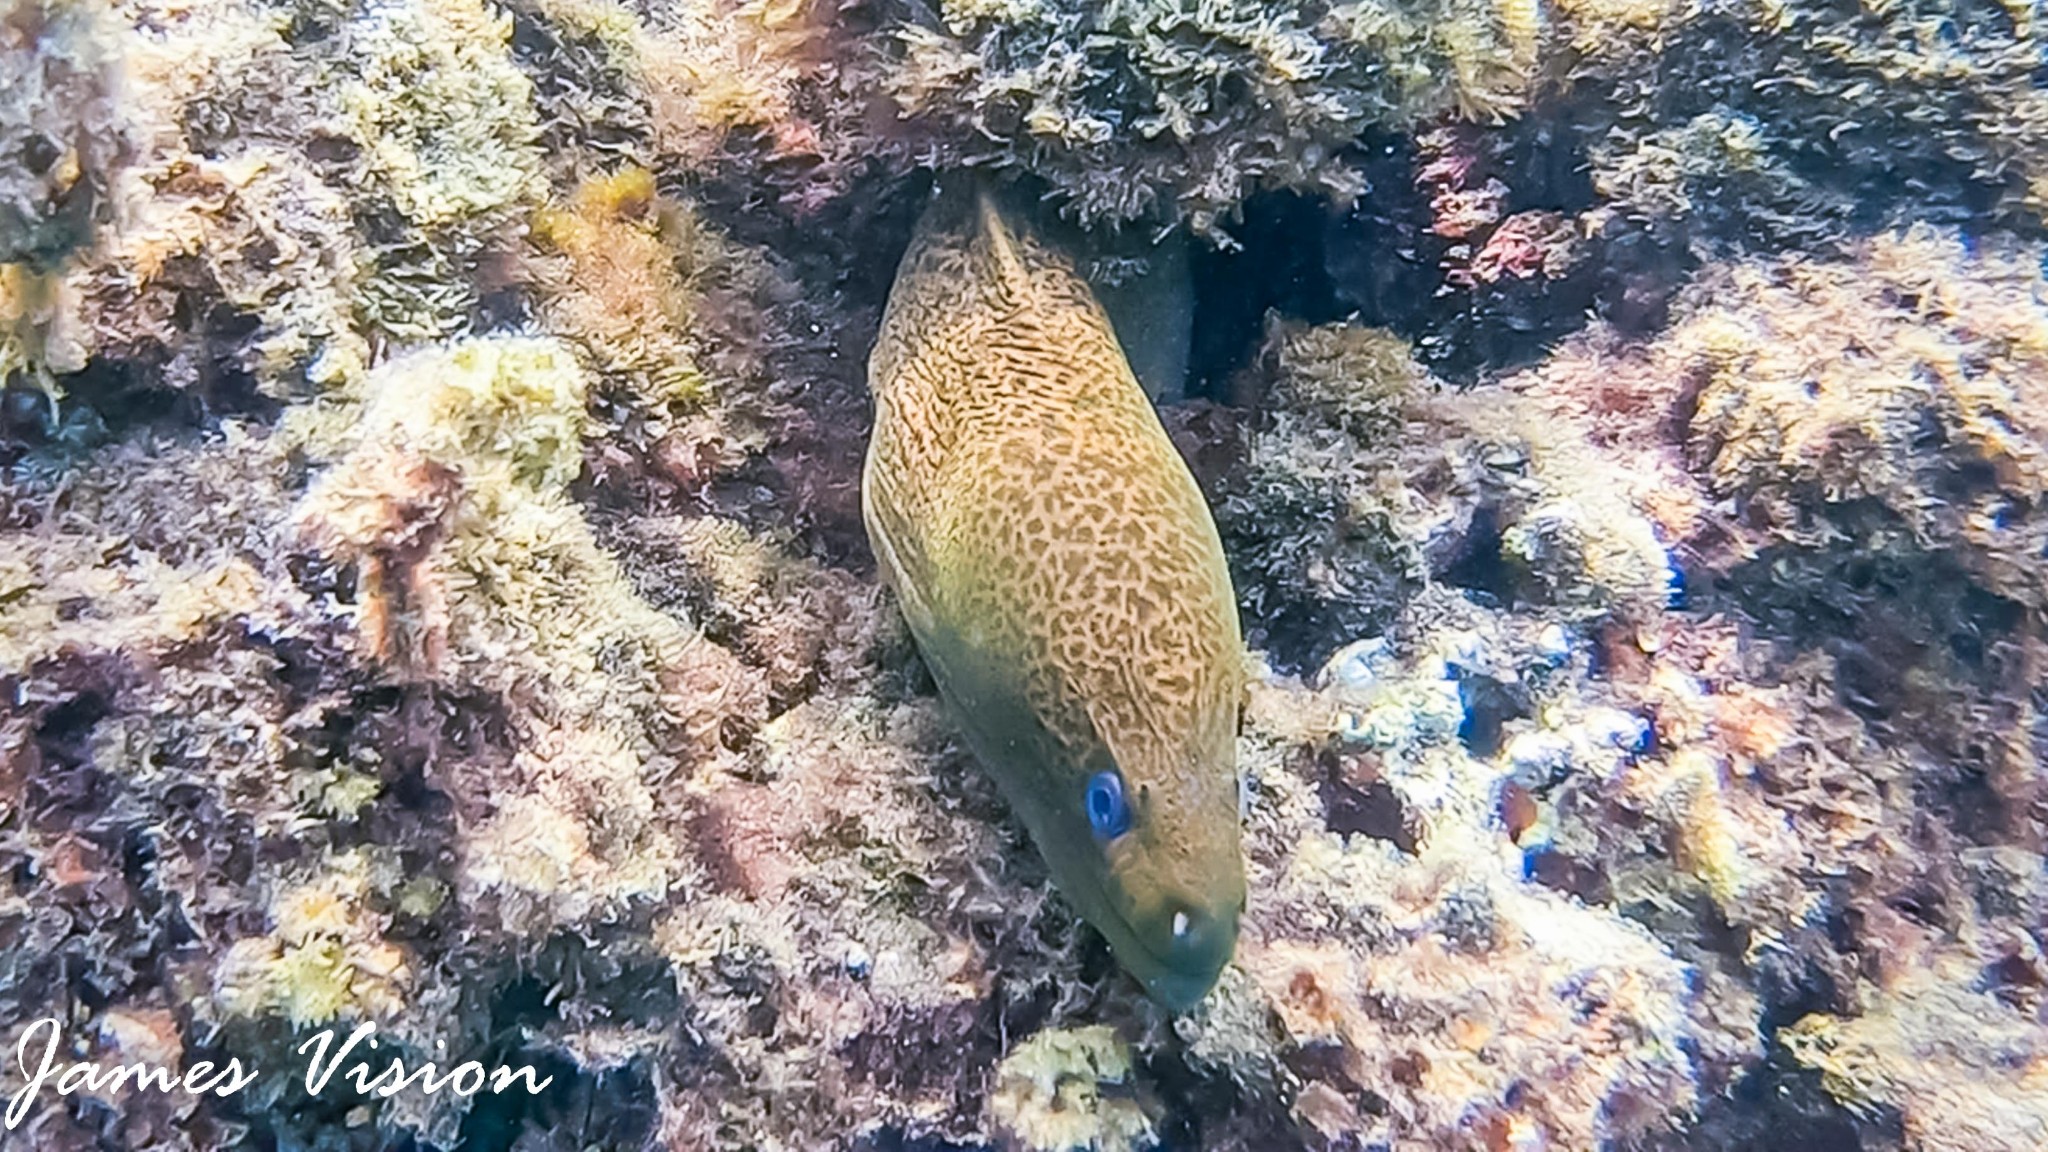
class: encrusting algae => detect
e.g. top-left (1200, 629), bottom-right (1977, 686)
top-left (863, 179), bottom-right (1247, 1011)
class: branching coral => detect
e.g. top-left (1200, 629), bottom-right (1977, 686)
top-left (648, 691), bottom-right (1057, 1148)
top-left (2, 328), bottom-right (776, 1146)
top-left (888, 0), bottom-right (1544, 234)
top-left (1546, 0), bottom-right (2048, 327)
top-left (294, 335), bottom-right (751, 938)
top-left (530, 167), bottom-right (707, 410)
top-left (217, 851), bottom-right (414, 1028)
top-left (1507, 227), bottom-right (2048, 870)
top-left (0, 0), bottom-right (372, 400)
top-left (338, 0), bottom-right (542, 234)
top-left (77, 150), bottom-right (370, 394)
top-left (505, 0), bottom-right (892, 225)
top-left (6, 0), bottom-right (546, 410)
top-left (599, 512), bottom-right (886, 707)
top-left (514, 0), bottom-right (819, 162)
top-left (0, 423), bottom-right (398, 1148)
top-left (333, 0), bottom-right (545, 338)
top-left (527, 165), bottom-right (797, 501)
top-left (1220, 317), bottom-right (1674, 673)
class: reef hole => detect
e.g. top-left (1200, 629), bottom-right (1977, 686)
top-left (1185, 190), bottom-right (1346, 402)
top-left (1437, 504), bottom-right (1514, 606)
top-left (1457, 672), bottom-right (1533, 759)
top-left (1317, 746), bottom-right (1420, 854)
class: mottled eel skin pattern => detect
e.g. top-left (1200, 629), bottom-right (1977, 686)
top-left (862, 181), bottom-right (1246, 1010)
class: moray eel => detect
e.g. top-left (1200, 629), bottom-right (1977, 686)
top-left (862, 180), bottom-right (1246, 1010)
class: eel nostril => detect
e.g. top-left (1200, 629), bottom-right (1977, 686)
top-left (1161, 901), bottom-right (1241, 964)
top-left (1166, 904), bottom-right (1218, 953)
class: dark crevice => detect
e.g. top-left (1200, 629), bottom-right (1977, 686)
top-left (1523, 848), bottom-right (1614, 905)
top-left (1439, 504), bottom-right (1513, 602)
top-left (1324, 777), bottom-right (1418, 853)
top-left (1143, 1040), bottom-right (1308, 1152)
top-left (453, 1051), bottom-right (657, 1152)
top-left (1457, 673), bottom-right (1532, 759)
top-left (1318, 135), bottom-right (1443, 337)
top-left (1186, 190), bottom-right (1345, 402)
top-left (1180, 125), bottom-right (1610, 401)
top-left (1318, 747), bottom-right (1421, 854)
top-left (1620, 1055), bottom-right (1892, 1152)
top-left (3, 340), bottom-right (281, 471)
top-left (671, 162), bottom-right (924, 569)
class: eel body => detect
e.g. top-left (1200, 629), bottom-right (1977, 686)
top-left (862, 180), bottom-right (1245, 1009)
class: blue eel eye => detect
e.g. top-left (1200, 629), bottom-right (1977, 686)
top-left (1085, 770), bottom-right (1132, 840)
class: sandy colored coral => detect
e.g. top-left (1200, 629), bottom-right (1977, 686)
top-left (335, 0), bottom-right (544, 337)
top-left (216, 851), bottom-right (413, 1027)
top-left (339, 0), bottom-right (542, 232)
top-left (1680, 227), bottom-right (2048, 608)
top-left (1782, 965), bottom-right (2048, 1149)
top-left (294, 336), bottom-right (750, 937)
top-left (990, 1026), bottom-right (1157, 1152)
top-left (531, 167), bottom-right (707, 408)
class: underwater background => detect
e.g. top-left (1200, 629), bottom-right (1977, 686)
top-left (3, 0), bottom-right (2047, 1146)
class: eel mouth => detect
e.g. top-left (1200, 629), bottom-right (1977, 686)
top-left (1094, 895), bottom-right (1240, 1013)
top-left (1139, 963), bottom-right (1230, 1014)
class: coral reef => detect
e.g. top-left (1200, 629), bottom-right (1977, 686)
top-left (989, 1026), bottom-right (1155, 1152)
top-left (336, 0), bottom-right (545, 338)
top-left (1186, 225), bottom-right (2048, 1147)
top-left (0, 0), bottom-right (128, 273)
top-left (1185, 662), bottom-right (1717, 1150)
top-left (1682, 228), bottom-right (2048, 612)
top-left (1220, 315), bottom-right (1673, 673)
top-left (1480, 228), bottom-right (2048, 1150)
top-left (292, 336), bottom-right (739, 943)
top-left (1780, 967), bottom-right (2048, 1150)
top-left (886, 0), bottom-right (1544, 235)
top-left (3, 0), bottom-right (2045, 1143)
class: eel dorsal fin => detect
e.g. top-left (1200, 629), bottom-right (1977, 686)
top-left (949, 173), bottom-right (1192, 401)
top-left (972, 181), bottom-right (1034, 307)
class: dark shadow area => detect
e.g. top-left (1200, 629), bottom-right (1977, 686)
top-left (1620, 1053), bottom-right (1898, 1152)
top-left (1185, 190), bottom-right (1345, 401)
top-left (2, 348), bottom-right (280, 469)
top-left (1318, 746), bottom-right (1421, 854)
top-left (453, 1051), bottom-right (659, 1152)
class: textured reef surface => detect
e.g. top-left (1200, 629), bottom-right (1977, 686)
top-left (1, 0), bottom-right (2045, 1148)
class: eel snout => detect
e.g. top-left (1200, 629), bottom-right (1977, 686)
top-left (1130, 894), bottom-right (1241, 1010)
top-left (1087, 839), bottom-right (1244, 1010)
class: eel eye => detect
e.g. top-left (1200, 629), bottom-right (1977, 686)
top-left (1084, 770), bottom-right (1132, 840)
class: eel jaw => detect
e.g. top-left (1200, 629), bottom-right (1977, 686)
top-left (1140, 962), bottom-right (1229, 1015)
top-left (1090, 890), bottom-right (1242, 1013)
